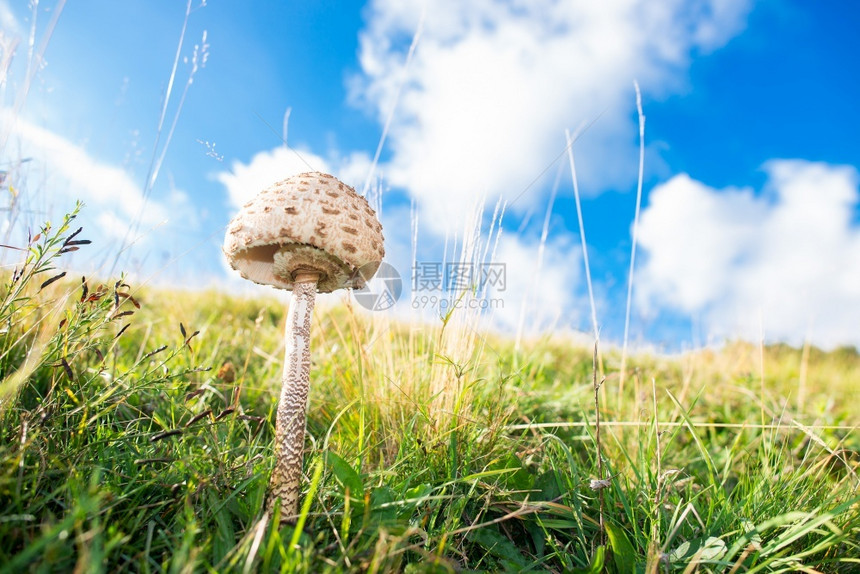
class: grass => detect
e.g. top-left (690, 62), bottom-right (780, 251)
top-left (0, 207), bottom-right (857, 573)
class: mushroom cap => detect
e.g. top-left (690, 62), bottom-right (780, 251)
top-left (223, 172), bottom-right (385, 293)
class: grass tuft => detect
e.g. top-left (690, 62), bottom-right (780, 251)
top-left (0, 207), bottom-right (858, 572)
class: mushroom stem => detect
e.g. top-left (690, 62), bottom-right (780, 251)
top-left (268, 271), bottom-right (319, 522)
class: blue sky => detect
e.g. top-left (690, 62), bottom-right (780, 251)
top-left (1, 0), bottom-right (859, 351)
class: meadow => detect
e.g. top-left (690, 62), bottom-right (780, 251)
top-left (0, 206), bottom-right (857, 572)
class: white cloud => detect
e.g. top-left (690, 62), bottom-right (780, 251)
top-left (216, 146), bottom-right (377, 211)
top-left (3, 110), bottom-right (173, 224)
top-left (352, 0), bottom-right (753, 234)
top-left (217, 147), bottom-right (331, 210)
top-left (0, 110), bottom-right (200, 280)
top-left (95, 211), bottom-right (133, 242)
top-left (0, 0), bottom-right (21, 39)
top-left (490, 232), bottom-right (583, 335)
top-left (636, 160), bottom-right (860, 348)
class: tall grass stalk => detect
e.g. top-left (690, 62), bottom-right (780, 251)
top-left (592, 341), bottom-right (606, 544)
top-left (619, 80), bottom-right (646, 398)
top-left (359, 6), bottom-right (425, 198)
top-left (515, 160), bottom-right (563, 352)
top-left (427, 200), bottom-right (503, 429)
top-left (798, 330), bottom-right (811, 412)
top-left (0, 0), bottom-right (66, 156)
top-left (111, 0), bottom-right (208, 275)
top-left (565, 128), bottom-right (602, 379)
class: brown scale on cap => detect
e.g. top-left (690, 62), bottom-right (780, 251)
top-left (223, 172), bottom-right (385, 293)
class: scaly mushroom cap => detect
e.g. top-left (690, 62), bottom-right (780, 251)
top-left (223, 172), bottom-right (385, 293)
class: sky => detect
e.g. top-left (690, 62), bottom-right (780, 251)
top-left (1, 0), bottom-right (859, 351)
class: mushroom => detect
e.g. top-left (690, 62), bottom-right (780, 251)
top-left (223, 171), bottom-right (384, 521)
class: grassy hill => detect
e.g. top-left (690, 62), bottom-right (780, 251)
top-left (0, 209), bottom-right (858, 572)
